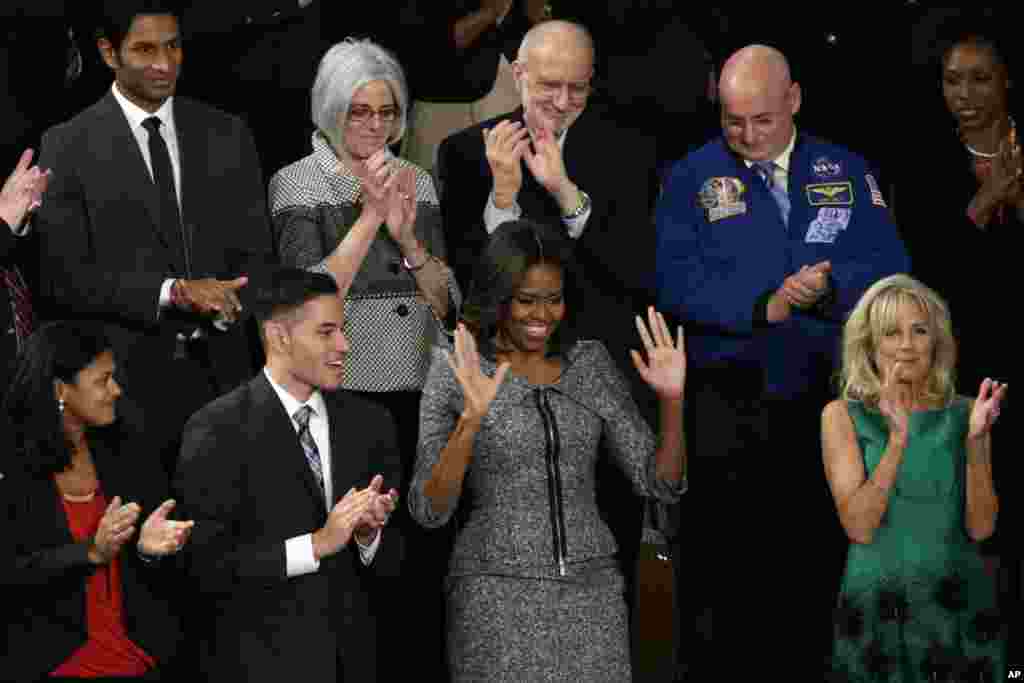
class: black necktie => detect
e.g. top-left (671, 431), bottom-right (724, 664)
top-left (142, 116), bottom-right (186, 269)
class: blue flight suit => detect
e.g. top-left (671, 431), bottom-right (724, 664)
top-left (655, 133), bottom-right (909, 399)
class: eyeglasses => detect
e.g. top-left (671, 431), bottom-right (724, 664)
top-left (347, 105), bottom-right (400, 126)
top-left (526, 73), bottom-right (592, 104)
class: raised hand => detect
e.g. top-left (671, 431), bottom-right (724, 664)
top-left (138, 499), bottom-right (195, 557)
top-left (484, 120), bottom-right (530, 206)
top-left (384, 165), bottom-right (419, 252)
top-left (968, 378), bottom-right (1008, 441)
top-left (89, 496), bottom-right (141, 564)
top-left (970, 135), bottom-right (1023, 226)
top-left (878, 361), bottom-right (911, 446)
top-left (446, 323), bottom-right (510, 421)
top-left (522, 125), bottom-right (574, 206)
top-left (354, 147), bottom-right (398, 224)
top-left (630, 307), bottom-right (686, 401)
top-left (0, 148), bottom-right (51, 228)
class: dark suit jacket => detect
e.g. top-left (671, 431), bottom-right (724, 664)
top-left (174, 373), bottom-right (404, 683)
top-left (0, 423), bottom-right (182, 683)
top-left (33, 92), bottom-right (274, 451)
top-left (1, 219), bottom-right (25, 392)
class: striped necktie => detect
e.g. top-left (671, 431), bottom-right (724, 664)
top-left (293, 405), bottom-right (325, 495)
top-left (753, 160), bottom-right (791, 226)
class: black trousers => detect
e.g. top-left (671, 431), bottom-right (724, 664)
top-left (673, 363), bottom-right (846, 678)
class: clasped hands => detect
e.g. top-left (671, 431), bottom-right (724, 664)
top-left (312, 475), bottom-right (398, 561)
top-left (971, 135), bottom-right (1023, 227)
top-left (350, 148), bottom-right (421, 257)
top-left (172, 276), bottom-right (248, 325)
top-left (767, 261), bottom-right (832, 322)
top-left (88, 496), bottom-right (195, 565)
top-left (0, 148), bottom-right (51, 229)
top-left (484, 118), bottom-right (579, 215)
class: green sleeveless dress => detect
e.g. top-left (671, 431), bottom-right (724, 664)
top-left (832, 399), bottom-right (1006, 682)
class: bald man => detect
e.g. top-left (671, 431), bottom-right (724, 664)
top-left (655, 45), bottom-right (909, 675)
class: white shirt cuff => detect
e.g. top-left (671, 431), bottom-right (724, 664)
top-left (285, 534), bottom-right (320, 577)
top-left (8, 218), bottom-right (30, 237)
top-left (356, 529), bottom-right (382, 566)
top-left (159, 278), bottom-right (176, 314)
top-left (484, 191), bottom-right (521, 234)
top-left (562, 204), bottom-right (592, 239)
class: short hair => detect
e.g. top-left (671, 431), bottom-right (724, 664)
top-left (97, 0), bottom-right (183, 53)
top-left (839, 274), bottom-right (957, 407)
top-left (311, 38), bottom-right (409, 149)
top-left (3, 322), bottom-right (113, 477)
top-left (462, 219), bottom-right (576, 359)
top-left (516, 20), bottom-right (595, 66)
top-left (250, 268), bottom-right (340, 328)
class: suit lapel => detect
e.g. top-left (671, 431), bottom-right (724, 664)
top-left (326, 393), bottom-right (351, 507)
top-left (172, 98), bottom-right (198, 262)
top-left (252, 374), bottom-right (329, 516)
top-left (96, 93), bottom-right (183, 272)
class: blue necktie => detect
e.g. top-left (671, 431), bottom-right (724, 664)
top-left (753, 160), bottom-right (791, 226)
top-left (293, 405), bottom-right (325, 495)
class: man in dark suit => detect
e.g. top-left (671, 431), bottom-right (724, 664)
top-left (435, 19), bottom-right (660, 668)
top-left (32, 1), bottom-right (274, 474)
top-left (1, 149), bottom-right (49, 392)
top-left (175, 268), bottom-right (401, 682)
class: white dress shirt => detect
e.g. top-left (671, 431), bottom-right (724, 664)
top-left (743, 128), bottom-right (798, 194)
top-left (263, 368), bottom-right (381, 577)
top-left (484, 126), bottom-right (592, 239)
top-left (110, 82), bottom-right (186, 311)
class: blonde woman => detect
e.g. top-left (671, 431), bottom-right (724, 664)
top-left (822, 273), bottom-right (1007, 680)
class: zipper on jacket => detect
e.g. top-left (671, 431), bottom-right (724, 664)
top-left (535, 388), bottom-right (568, 577)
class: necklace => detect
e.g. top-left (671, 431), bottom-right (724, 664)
top-left (961, 115), bottom-right (1016, 158)
top-left (965, 143), bottom-right (998, 159)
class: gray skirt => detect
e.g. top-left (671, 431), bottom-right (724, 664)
top-left (446, 565), bottom-right (631, 682)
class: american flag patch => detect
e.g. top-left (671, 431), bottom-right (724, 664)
top-left (865, 174), bottom-right (887, 208)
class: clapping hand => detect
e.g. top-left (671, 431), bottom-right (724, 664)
top-left (878, 361), bottom-right (912, 447)
top-left (138, 499), bottom-right (195, 557)
top-left (630, 307), bottom-right (686, 401)
top-left (483, 120), bottom-right (530, 206)
top-left (968, 378), bottom-right (1008, 441)
top-left (523, 125), bottom-right (574, 206)
top-left (354, 474), bottom-right (399, 545)
top-left (781, 261), bottom-right (831, 309)
top-left (446, 323), bottom-right (510, 422)
top-left (0, 148), bottom-right (51, 229)
top-left (89, 496), bottom-right (141, 565)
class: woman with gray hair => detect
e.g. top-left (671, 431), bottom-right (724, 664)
top-left (823, 274), bottom-right (1007, 679)
top-left (269, 37), bottom-right (459, 451)
top-left (268, 40), bottom-right (460, 679)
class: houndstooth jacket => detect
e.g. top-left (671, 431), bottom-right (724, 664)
top-left (269, 132), bottom-right (460, 392)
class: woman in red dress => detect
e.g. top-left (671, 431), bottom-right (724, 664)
top-left (2, 322), bottom-right (193, 682)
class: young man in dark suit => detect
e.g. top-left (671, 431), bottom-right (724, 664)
top-left (32, 1), bottom-right (275, 475)
top-left (175, 268), bottom-right (401, 683)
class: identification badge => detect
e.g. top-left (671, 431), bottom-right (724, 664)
top-left (698, 177), bottom-right (747, 222)
top-left (805, 181), bottom-right (853, 206)
top-left (805, 207), bottom-right (852, 243)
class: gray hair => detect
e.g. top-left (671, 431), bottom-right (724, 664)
top-left (311, 38), bottom-right (408, 148)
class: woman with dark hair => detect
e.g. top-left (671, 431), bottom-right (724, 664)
top-left (1, 321), bottom-right (193, 682)
top-left (409, 219), bottom-right (687, 681)
top-left (898, 14), bottom-right (1018, 400)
